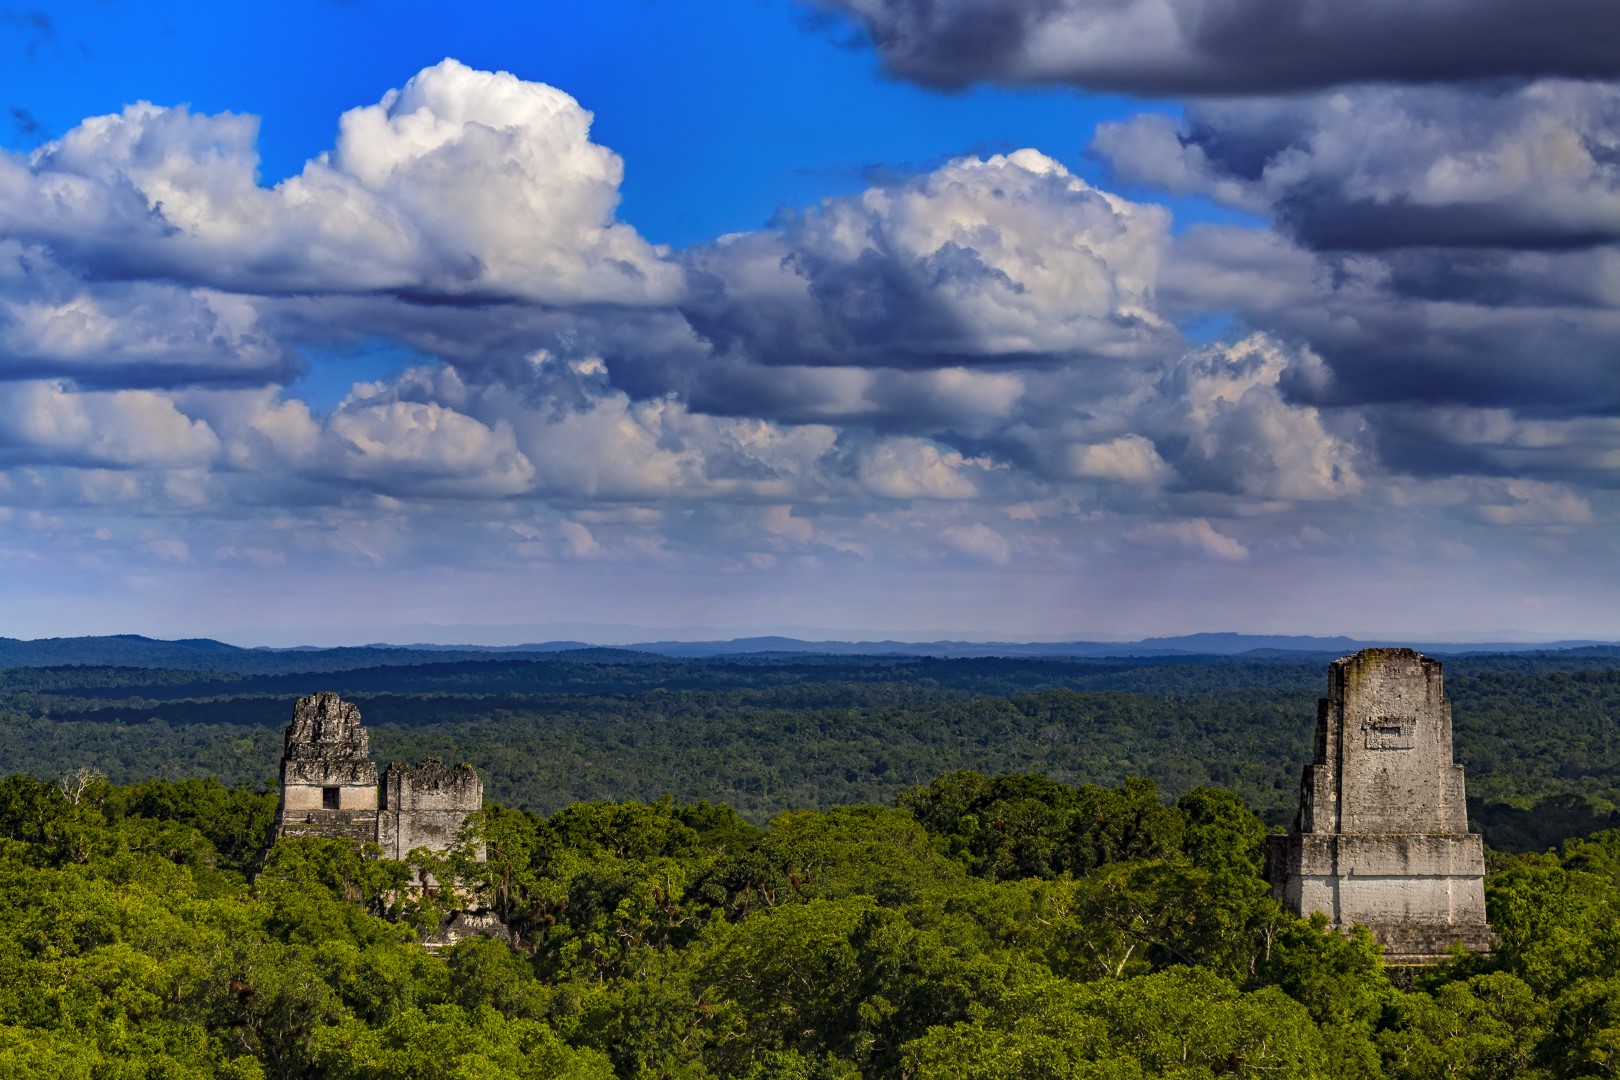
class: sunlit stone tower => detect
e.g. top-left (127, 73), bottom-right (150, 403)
top-left (269, 691), bottom-right (482, 858)
top-left (1265, 648), bottom-right (1495, 963)
top-left (273, 691), bottom-right (380, 843)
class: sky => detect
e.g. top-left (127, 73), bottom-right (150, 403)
top-left (0, 0), bottom-right (1618, 646)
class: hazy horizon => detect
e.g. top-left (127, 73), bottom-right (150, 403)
top-left (4, 623), bottom-right (1613, 652)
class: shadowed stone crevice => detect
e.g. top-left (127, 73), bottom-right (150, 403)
top-left (1265, 648), bottom-right (1497, 964)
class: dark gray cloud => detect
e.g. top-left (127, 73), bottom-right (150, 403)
top-left (1164, 226), bottom-right (1620, 419)
top-left (1365, 405), bottom-right (1620, 488)
top-left (809, 0), bottom-right (1620, 95)
top-left (0, 242), bottom-right (297, 389)
top-left (1092, 77), bottom-right (1620, 453)
top-left (1095, 82), bottom-right (1620, 251)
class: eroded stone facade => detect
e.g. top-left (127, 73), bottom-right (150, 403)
top-left (1265, 648), bottom-right (1496, 963)
top-left (379, 757), bottom-right (484, 859)
top-left (270, 692), bottom-right (482, 859)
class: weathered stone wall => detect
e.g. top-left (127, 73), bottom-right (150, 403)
top-left (1269, 833), bottom-right (1489, 925)
top-left (1266, 648), bottom-right (1494, 964)
top-left (272, 692), bottom-right (382, 839)
top-left (378, 758), bottom-right (482, 859)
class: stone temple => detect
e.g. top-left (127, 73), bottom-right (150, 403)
top-left (1265, 648), bottom-right (1496, 964)
top-left (270, 691), bottom-right (482, 859)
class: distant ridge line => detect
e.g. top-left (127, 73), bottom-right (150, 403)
top-left (616, 633), bottom-right (1617, 659)
top-left (0, 631), bottom-right (1615, 672)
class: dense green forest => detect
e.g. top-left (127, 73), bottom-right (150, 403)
top-left (4, 768), bottom-right (1620, 1077)
top-left (3, 647), bottom-right (1620, 1075)
top-left (3, 650), bottom-right (1620, 851)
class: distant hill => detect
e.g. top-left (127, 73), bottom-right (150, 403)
top-left (0, 635), bottom-right (246, 669)
top-left (0, 632), bottom-right (1614, 671)
top-left (0, 635), bottom-right (650, 674)
top-left (623, 633), bottom-right (1618, 659)
top-left (375, 641), bottom-right (595, 653)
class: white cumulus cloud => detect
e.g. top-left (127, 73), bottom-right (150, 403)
top-left (0, 59), bottom-right (679, 305)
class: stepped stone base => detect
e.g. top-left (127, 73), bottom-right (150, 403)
top-left (1267, 831), bottom-right (1496, 963)
top-left (1369, 922), bottom-right (1500, 966)
top-left (277, 809), bottom-right (381, 845)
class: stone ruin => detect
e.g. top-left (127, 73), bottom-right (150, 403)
top-left (270, 691), bottom-right (482, 860)
top-left (270, 659), bottom-right (1503, 963)
top-left (1266, 648), bottom-right (1496, 964)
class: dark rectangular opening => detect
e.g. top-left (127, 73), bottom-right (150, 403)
top-left (322, 786), bottom-right (340, 810)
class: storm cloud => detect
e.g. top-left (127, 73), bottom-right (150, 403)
top-left (808, 0), bottom-right (1620, 95)
top-left (1095, 82), bottom-right (1620, 251)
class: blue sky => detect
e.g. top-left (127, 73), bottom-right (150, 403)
top-left (4, 0), bottom-right (1197, 246)
top-left (0, 0), bottom-right (1617, 645)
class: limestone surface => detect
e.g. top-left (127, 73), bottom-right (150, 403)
top-left (1265, 648), bottom-right (1495, 964)
top-left (378, 757), bottom-right (483, 860)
